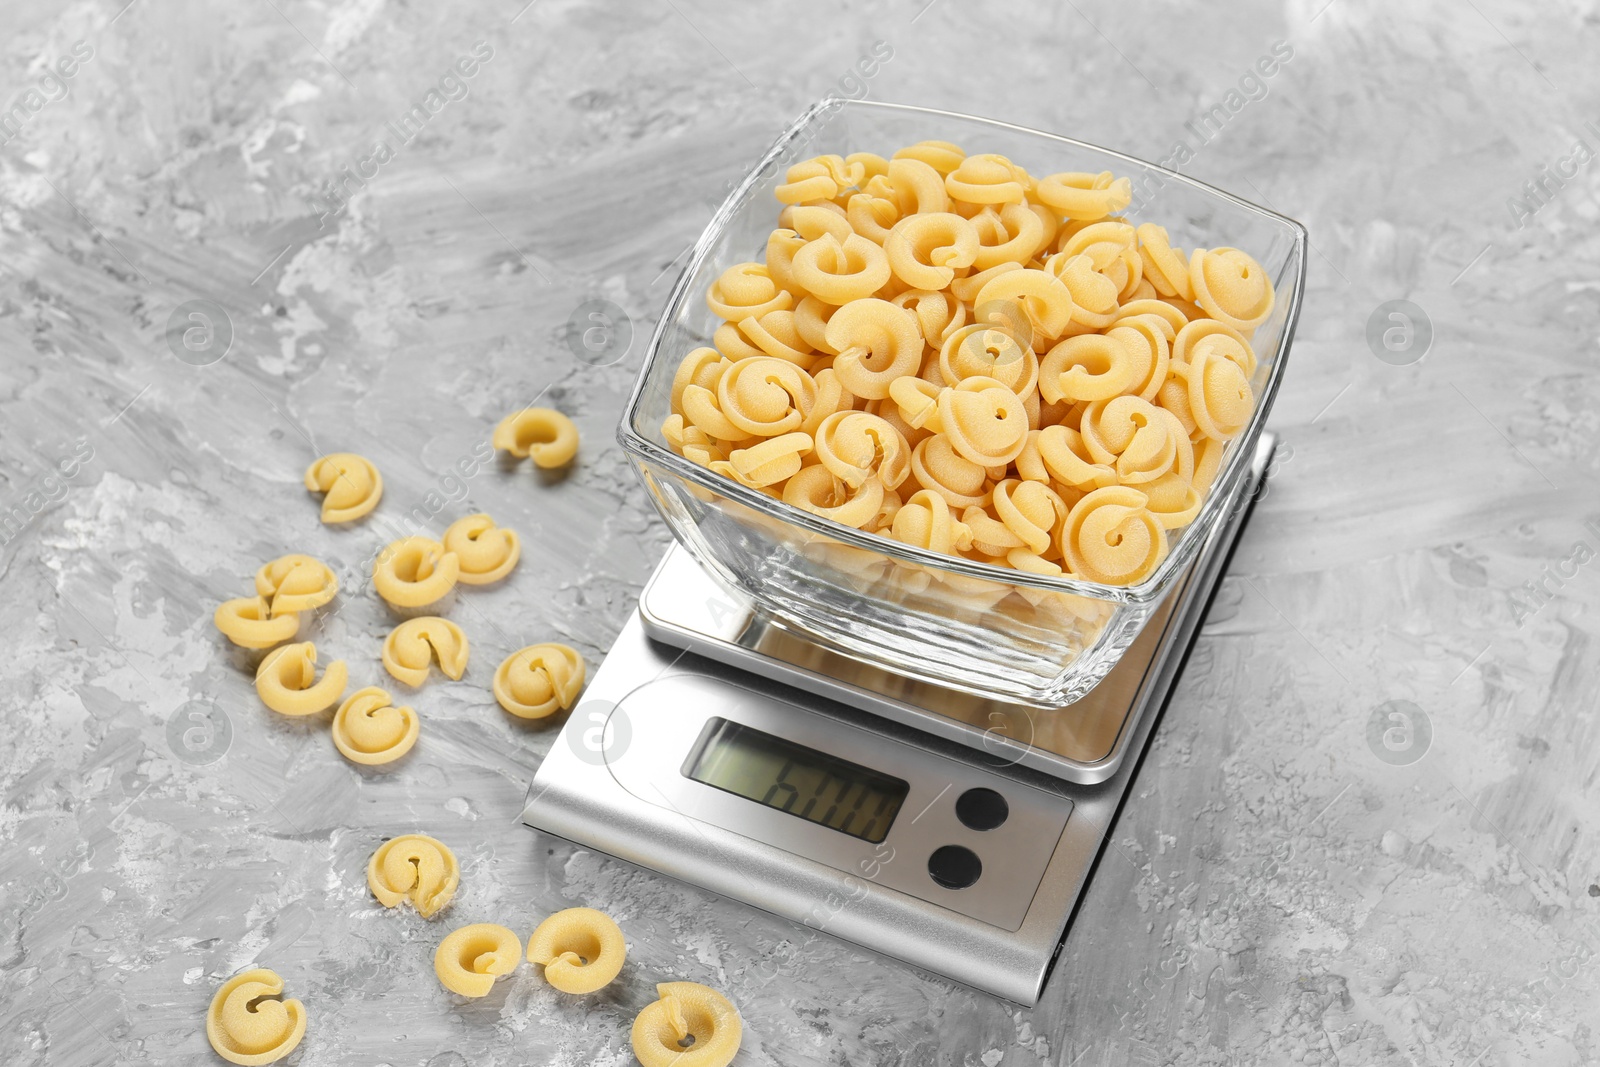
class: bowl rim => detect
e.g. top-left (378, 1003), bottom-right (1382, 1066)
top-left (619, 97), bottom-right (1309, 606)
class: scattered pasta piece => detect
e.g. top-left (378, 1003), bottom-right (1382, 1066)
top-left (658, 144), bottom-right (1274, 587)
top-left (382, 617), bottom-right (469, 687)
top-left (331, 686), bottom-right (419, 765)
top-left (494, 408), bottom-right (579, 469)
top-left (214, 596), bottom-right (299, 650)
top-left (527, 907), bottom-right (626, 994)
top-left (303, 452), bottom-right (383, 523)
top-left (206, 968), bottom-right (306, 1066)
top-left (493, 644), bottom-right (585, 719)
top-left (367, 834), bottom-right (459, 918)
top-left (631, 981), bottom-right (742, 1067)
top-left (442, 513), bottom-right (521, 585)
top-left (255, 554), bottom-right (338, 614)
top-left (434, 923), bottom-right (522, 997)
top-left (373, 537), bottom-right (460, 609)
top-left (255, 642), bottom-right (347, 716)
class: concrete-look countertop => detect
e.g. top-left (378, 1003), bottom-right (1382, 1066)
top-left (2, 1), bottom-right (1596, 1064)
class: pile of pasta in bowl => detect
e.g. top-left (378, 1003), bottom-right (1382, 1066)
top-left (661, 142), bottom-right (1272, 589)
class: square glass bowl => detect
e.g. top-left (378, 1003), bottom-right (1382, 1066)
top-left (620, 99), bottom-right (1306, 708)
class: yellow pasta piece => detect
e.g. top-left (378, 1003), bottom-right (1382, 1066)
top-left (704, 262), bottom-right (792, 321)
top-left (910, 433), bottom-right (991, 509)
top-left (631, 982), bottom-right (743, 1067)
top-left (1079, 395), bottom-right (1192, 486)
top-left (938, 376), bottom-right (1029, 467)
top-left (728, 309), bottom-right (819, 369)
top-left (672, 348), bottom-right (727, 414)
top-left (255, 641), bottom-right (347, 716)
top-left (527, 907), bottom-right (627, 994)
top-left (443, 513), bottom-right (521, 585)
top-left (373, 536), bottom-right (460, 609)
top-left (945, 152), bottom-right (1026, 205)
top-left (1173, 318), bottom-right (1257, 378)
top-left (791, 232), bottom-right (891, 305)
top-left (962, 503), bottom-right (1026, 555)
top-left (715, 357), bottom-right (817, 437)
top-left (493, 407), bottom-right (579, 469)
top-left (214, 596), bottom-right (299, 650)
top-left (884, 212), bottom-right (979, 290)
top-left (775, 154), bottom-right (864, 205)
top-left (1143, 471), bottom-right (1203, 529)
top-left (1036, 170), bottom-right (1132, 221)
top-left (382, 617), bottom-right (469, 687)
top-left (792, 295), bottom-right (841, 355)
top-left (434, 923), bottom-right (522, 997)
top-left (710, 432), bottom-right (813, 489)
top-left (798, 367), bottom-right (856, 435)
top-left (891, 487), bottom-right (974, 555)
top-left (332, 686), bottom-right (419, 766)
top-left (893, 139), bottom-right (966, 175)
top-left (493, 643), bottom-right (585, 719)
top-left (368, 834), bottom-right (459, 918)
top-left (1189, 247), bottom-right (1273, 331)
top-left (1061, 485), bottom-right (1168, 585)
top-left (882, 156), bottom-right (951, 214)
top-left (304, 452), bottom-right (383, 523)
top-left (1035, 425), bottom-right (1118, 491)
top-left (1107, 316), bottom-right (1172, 401)
top-left (939, 322), bottom-right (1037, 396)
top-left (993, 479), bottom-right (1067, 555)
top-left (206, 969), bottom-right (306, 1066)
top-left (782, 463), bottom-right (884, 527)
top-left (826, 297), bottom-right (924, 399)
top-left (255, 554), bottom-right (338, 615)
top-left (1192, 436), bottom-right (1227, 493)
top-left (973, 268), bottom-right (1075, 339)
top-left (1183, 343), bottom-right (1255, 440)
top-left (1039, 332), bottom-right (1147, 404)
top-left (814, 410), bottom-right (910, 489)
top-left (1135, 223), bottom-right (1193, 300)
top-left (892, 287), bottom-right (967, 348)
top-left (779, 202), bottom-right (853, 242)
top-left (846, 190), bottom-right (901, 244)
top-left (1044, 252), bottom-right (1121, 330)
top-left (970, 202), bottom-right (1049, 270)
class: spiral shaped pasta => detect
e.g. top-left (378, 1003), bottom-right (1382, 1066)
top-left (493, 643), bottom-right (585, 719)
top-left (1143, 470), bottom-right (1203, 529)
top-left (1107, 315), bottom-right (1172, 401)
top-left (527, 907), bottom-right (627, 994)
top-left (1189, 247), bottom-right (1274, 331)
top-left (493, 407), bottom-right (579, 469)
top-left (382, 616), bottom-right (469, 687)
top-left (782, 463), bottom-right (885, 528)
top-left (775, 154), bottom-right (865, 204)
top-left (632, 982), bottom-right (743, 1067)
top-left (1034, 424), bottom-right (1118, 491)
top-left (814, 410), bottom-right (911, 489)
top-left (765, 227), bottom-right (807, 293)
top-left (890, 487), bottom-right (974, 555)
top-left (884, 212), bottom-right (979, 290)
top-left (331, 687), bottom-right (419, 766)
top-left (825, 297), bottom-right (925, 399)
top-left (1044, 252), bottom-right (1121, 331)
top-left (962, 504), bottom-right (1026, 556)
top-left (1182, 342), bottom-right (1255, 440)
top-left (1079, 395), bottom-right (1185, 484)
top-left (304, 452), bottom-right (382, 523)
top-left (881, 156), bottom-right (951, 214)
top-left (367, 833), bottom-right (459, 918)
top-left (970, 202), bottom-right (1049, 270)
top-left (893, 139), bottom-right (966, 175)
top-left (1135, 223), bottom-right (1193, 300)
top-left (892, 287), bottom-right (967, 349)
top-left (938, 376), bottom-right (1030, 467)
top-left (434, 923), bottom-right (522, 997)
top-left (1061, 486), bottom-right (1168, 585)
top-left (206, 969), bottom-right (306, 1066)
top-left (1036, 170), bottom-right (1132, 221)
top-left (214, 596), bottom-right (300, 650)
top-left (1173, 318), bottom-right (1257, 378)
top-left (717, 309), bottom-right (819, 370)
top-left (791, 232), bottom-right (890, 305)
top-left (373, 537), bottom-right (460, 609)
top-left (704, 262), bottom-right (791, 321)
top-left (1039, 331), bottom-right (1151, 404)
top-left (714, 357), bottom-right (817, 437)
top-left (255, 641), bottom-right (347, 716)
top-left (846, 190), bottom-right (902, 244)
top-left (945, 152), bottom-right (1026, 205)
top-left (992, 478), bottom-right (1067, 556)
top-left (710, 432), bottom-right (813, 489)
top-left (255, 554), bottom-right (338, 615)
top-left (973, 268), bottom-right (1075, 340)
top-left (671, 348), bottom-right (727, 414)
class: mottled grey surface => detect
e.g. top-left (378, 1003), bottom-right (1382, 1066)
top-left (2, 0), bottom-right (1598, 1064)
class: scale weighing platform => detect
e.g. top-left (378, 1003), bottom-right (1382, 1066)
top-left (523, 433), bottom-right (1275, 1005)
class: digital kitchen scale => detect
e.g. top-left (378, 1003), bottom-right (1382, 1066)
top-left (523, 433), bottom-right (1275, 1004)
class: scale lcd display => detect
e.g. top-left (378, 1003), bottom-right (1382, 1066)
top-left (684, 718), bottom-right (909, 843)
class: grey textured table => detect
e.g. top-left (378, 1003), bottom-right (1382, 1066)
top-left (3, 2), bottom-right (1597, 1065)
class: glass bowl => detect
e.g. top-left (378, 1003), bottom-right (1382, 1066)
top-left (620, 99), bottom-right (1307, 708)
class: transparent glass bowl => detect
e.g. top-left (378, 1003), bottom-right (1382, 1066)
top-left (620, 99), bottom-right (1307, 708)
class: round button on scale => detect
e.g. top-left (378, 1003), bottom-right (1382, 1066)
top-left (927, 844), bottom-right (982, 890)
top-left (955, 787), bottom-right (1009, 831)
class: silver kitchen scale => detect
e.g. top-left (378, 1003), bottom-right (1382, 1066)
top-left (523, 433), bottom-right (1275, 1004)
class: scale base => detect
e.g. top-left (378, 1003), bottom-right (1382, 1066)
top-left (523, 434), bottom-right (1274, 1004)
